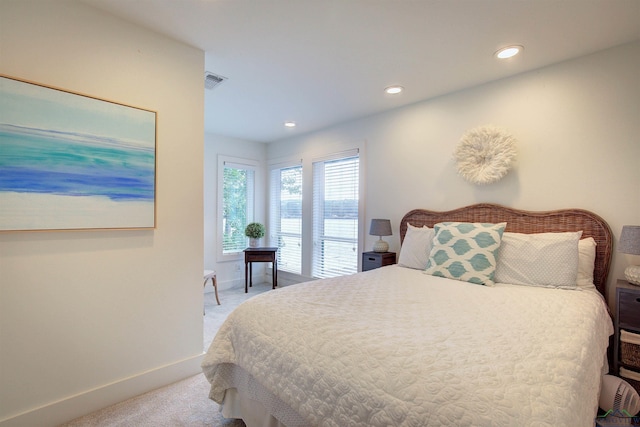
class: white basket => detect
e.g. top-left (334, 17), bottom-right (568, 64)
top-left (620, 367), bottom-right (640, 397)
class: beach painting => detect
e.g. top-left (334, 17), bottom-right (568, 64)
top-left (0, 76), bottom-right (156, 231)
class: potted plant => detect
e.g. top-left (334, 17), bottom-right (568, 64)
top-left (245, 222), bottom-right (266, 247)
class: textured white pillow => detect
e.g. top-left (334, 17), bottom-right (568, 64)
top-left (398, 224), bottom-right (434, 270)
top-left (424, 222), bottom-right (506, 286)
top-left (494, 231), bottom-right (583, 289)
top-left (577, 237), bottom-right (597, 290)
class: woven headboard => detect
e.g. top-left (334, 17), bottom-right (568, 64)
top-left (400, 203), bottom-right (613, 298)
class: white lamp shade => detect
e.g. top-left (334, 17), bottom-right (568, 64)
top-left (620, 226), bottom-right (640, 255)
top-left (620, 225), bottom-right (640, 285)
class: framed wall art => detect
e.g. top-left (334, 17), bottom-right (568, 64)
top-left (0, 75), bottom-right (157, 231)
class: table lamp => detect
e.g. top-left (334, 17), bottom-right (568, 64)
top-left (369, 219), bottom-right (392, 252)
top-left (619, 225), bottom-right (640, 285)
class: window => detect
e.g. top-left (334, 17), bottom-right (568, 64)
top-left (218, 156), bottom-right (256, 257)
top-left (312, 151), bottom-right (359, 279)
top-left (269, 164), bottom-right (302, 274)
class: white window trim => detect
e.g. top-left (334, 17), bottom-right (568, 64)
top-left (217, 155), bottom-right (258, 262)
top-left (265, 143), bottom-right (366, 280)
top-left (310, 148), bottom-right (359, 164)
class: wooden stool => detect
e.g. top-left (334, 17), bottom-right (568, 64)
top-left (203, 270), bottom-right (220, 306)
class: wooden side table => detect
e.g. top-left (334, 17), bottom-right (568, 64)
top-left (614, 279), bottom-right (640, 374)
top-left (362, 251), bottom-right (396, 272)
top-left (244, 247), bottom-right (278, 293)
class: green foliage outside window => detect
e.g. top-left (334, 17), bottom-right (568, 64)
top-left (222, 167), bottom-right (249, 253)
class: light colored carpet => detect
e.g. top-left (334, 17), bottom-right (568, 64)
top-left (61, 374), bottom-right (243, 427)
top-left (61, 282), bottom-right (274, 427)
top-left (203, 282), bottom-right (274, 351)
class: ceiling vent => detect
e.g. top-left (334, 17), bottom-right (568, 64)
top-left (205, 72), bottom-right (227, 90)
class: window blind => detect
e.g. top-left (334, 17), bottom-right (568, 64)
top-left (269, 164), bottom-right (303, 274)
top-left (312, 154), bottom-right (359, 279)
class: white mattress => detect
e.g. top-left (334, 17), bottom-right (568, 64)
top-left (202, 265), bottom-right (613, 427)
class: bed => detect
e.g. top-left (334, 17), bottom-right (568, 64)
top-left (202, 203), bottom-right (614, 427)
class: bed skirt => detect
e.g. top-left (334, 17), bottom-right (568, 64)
top-left (212, 363), bottom-right (308, 427)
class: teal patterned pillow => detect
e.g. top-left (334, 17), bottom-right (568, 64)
top-left (424, 222), bottom-right (506, 286)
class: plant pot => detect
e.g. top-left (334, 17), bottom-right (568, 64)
top-left (249, 238), bottom-right (260, 248)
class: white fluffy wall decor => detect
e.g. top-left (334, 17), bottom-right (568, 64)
top-left (454, 125), bottom-right (517, 185)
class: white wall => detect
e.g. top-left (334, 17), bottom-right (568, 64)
top-left (204, 133), bottom-right (267, 290)
top-left (0, 1), bottom-right (205, 426)
top-left (269, 41), bottom-right (640, 305)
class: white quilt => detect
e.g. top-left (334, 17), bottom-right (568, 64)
top-left (202, 265), bottom-right (613, 427)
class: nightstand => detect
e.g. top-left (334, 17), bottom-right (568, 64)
top-left (244, 247), bottom-right (278, 293)
top-left (613, 280), bottom-right (640, 374)
top-left (362, 251), bottom-right (396, 272)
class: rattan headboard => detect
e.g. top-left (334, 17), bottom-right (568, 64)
top-left (400, 203), bottom-right (613, 298)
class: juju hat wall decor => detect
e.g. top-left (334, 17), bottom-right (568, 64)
top-left (454, 125), bottom-right (517, 185)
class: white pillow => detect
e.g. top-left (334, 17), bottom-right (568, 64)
top-left (577, 237), bottom-right (597, 290)
top-left (494, 231), bottom-right (582, 289)
top-left (398, 224), bottom-right (434, 270)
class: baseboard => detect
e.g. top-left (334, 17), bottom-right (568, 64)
top-left (208, 271), bottom-right (312, 293)
top-left (211, 277), bottom-right (244, 291)
top-left (0, 352), bottom-right (205, 427)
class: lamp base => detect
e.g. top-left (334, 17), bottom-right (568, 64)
top-left (626, 265), bottom-right (640, 286)
top-left (373, 239), bottom-right (389, 253)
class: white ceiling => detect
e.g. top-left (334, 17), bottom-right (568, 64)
top-left (82, 0), bottom-right (640, 143)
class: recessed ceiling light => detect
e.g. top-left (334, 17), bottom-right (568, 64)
top-left (495, 45), bottom-right (523, 59)
top-left (284, 121), bottom-right (296, 128)
top-left (385, 85), bottom-right (403, 95)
